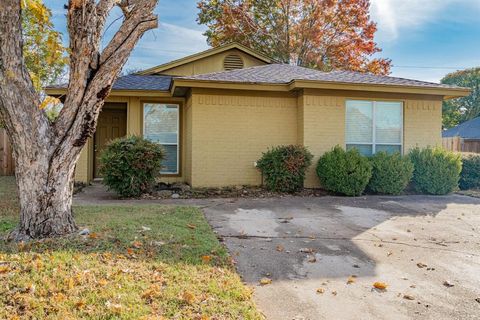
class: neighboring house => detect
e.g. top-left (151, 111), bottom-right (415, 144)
top-left (46, 43), bottom-right (470, 188)
top-left (442, 117), bottom-right (480, 153)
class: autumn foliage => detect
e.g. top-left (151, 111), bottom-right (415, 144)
top-left (197, 0), bottom-right (391, 75)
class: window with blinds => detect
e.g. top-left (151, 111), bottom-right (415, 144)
top-left (346, 100), bottom-right (403, 156)
top-left (143, 103), bottom-right (179, 174)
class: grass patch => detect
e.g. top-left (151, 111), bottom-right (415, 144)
top-left (0, 177), bottom-right (262, 319)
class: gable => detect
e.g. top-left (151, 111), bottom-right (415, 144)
top-left (138, 43), bottom-right (273, 77)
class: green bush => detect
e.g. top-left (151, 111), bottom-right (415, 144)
top-left (316, 146), bottom-right (372, 196)
top-left (408, 147), bottom-right (461, 195)
top-left (256, 145), bottom-right (313, 192)
top-left (368, 152), bottom-right (414, 195)
top-left (459, 154), bottom-right (480, 190)
top-left (99, 136), bottom-right (164, 197)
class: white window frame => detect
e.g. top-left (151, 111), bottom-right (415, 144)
top-left (143, 103), bottom-right (180, 175)
top-left (345, 100), bottom-right (404, 155)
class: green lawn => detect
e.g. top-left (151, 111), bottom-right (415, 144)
top-left (0, 176), bottom-right (262, 319)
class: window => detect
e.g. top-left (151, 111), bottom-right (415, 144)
top-left (143, 103), bottom-right (179, 174)
top-left (346, 100), bottom-right (403, 156)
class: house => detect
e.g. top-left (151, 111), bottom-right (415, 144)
top-left (45, 43), bottom-right (470, 188)
top-left (442, 116), bottom-right (480, 153)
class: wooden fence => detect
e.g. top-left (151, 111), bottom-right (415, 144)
top-left (442, 136), bottom-right (480, 154)
top-left (0, 128), bottom-right (14, 176)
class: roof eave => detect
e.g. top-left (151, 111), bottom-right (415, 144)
top-left (172, 78), bottom-right (471, 98)
top-left (44, 88), bottom-right (172, 98)
top-left (171, 79), bottom-right (289, 95)
top-left (290, 80), bottom-right (471, 98)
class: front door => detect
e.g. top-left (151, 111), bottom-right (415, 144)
top-left (94, 104), bottom-right (127, 178)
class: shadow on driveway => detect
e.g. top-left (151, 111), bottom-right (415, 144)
top-left (201, 195), bottom-right (480, 320)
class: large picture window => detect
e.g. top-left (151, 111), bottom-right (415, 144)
top-left (143, 103), bottom-right (179, 174)
top-left (346, 100), bottom-right (403, 156)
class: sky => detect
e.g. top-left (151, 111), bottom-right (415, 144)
top-left (44, 0), bottom-right (480, 83)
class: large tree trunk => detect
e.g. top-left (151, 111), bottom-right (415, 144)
top-left (0, 0), bottom-right (158, 240)
top-left (10, 151), bottom-right (78, 241)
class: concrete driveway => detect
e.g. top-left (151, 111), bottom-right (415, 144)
top-left (202, 195), bottom-right (480, 320)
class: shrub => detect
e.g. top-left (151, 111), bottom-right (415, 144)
top-left (316, 146), bottom-right (372, 196)
top-left (99, 136), bottom-right (164, 197)
top-left (408, 147), bottom-right (461, 195)
top-left (459, 154), bottom-right (480, 190)
top-left (368, 152), bottom-right (414, 195)
top-left (256, 145), bottom-right (313, 192)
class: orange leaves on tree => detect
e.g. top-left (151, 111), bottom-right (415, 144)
top-left (197, 0), bottom-right (391, 75)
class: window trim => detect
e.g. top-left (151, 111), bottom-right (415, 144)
top-left (345, 99), bottom-right (404, 155)
top-left (142, 101), bottom-right (181, 176)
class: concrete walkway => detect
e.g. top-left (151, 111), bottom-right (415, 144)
top-left (74, 185), bottom-right (480, 320)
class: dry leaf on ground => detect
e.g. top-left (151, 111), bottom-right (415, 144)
top-left (259, 278), bottom-right (272, 285)
top-left (373, 282), bottom-right (388, 290)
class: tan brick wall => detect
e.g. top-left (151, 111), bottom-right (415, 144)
top-left (190, 90), bottom-right (298, 187)
top-left (404, 99), bottom-right (442, 151)
top-left (73, 91), bottom-right (443, 189)
top-left (299, 94), bottom-right (346, 187)
top-left (74, 138), bottom-right (92, 183)
top-left (184, 94), bottom-right (193, 185)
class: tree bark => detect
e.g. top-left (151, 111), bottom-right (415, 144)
top-left (0, 0), bottom-right (158, 241)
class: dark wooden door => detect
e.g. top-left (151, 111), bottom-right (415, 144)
top-left (94, 107), bottom-right (127, 178)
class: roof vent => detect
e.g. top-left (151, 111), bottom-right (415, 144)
top-left (223, 54), bottom-right (244, 71)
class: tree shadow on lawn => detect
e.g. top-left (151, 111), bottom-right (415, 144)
top-left (0, 204), bottom-right (263, 319)
top-left (203, 194), bottom-right (480, 284)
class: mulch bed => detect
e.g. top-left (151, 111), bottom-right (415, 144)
top-left (142, 183), bottom-right (329, 199)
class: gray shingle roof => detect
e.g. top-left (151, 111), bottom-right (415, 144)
top-left (180, 64), bottom-right (464, 90)
top-left (47, 75), bottom-right (172, 91)
top-left (443, 117), bottom-right (480, 139)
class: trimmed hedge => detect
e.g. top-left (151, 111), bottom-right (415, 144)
top-left (459, 154), bottom-right (480, 190)
top-left (408, 147), bottom-right (461, 195)
top-left (257, 145), bottom-right (313, 192)
top-left (99, 136), bottom-right (164, 197)
top-left (368, 152), bottom-right (414, 195)
top-left (316, 146), bottom-right (372, 196)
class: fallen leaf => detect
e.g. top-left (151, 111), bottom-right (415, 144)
top-left (127, 248), bottom-right (134, 255)
top-left (373, 282), bottom-right (388, 290)
top-left (98, 279), bottom-right (108, 286)
top-left (201, 255), bottom-right (212, 263)
top-left (387, 251), bottom-right (393, 257)
top-left (417, 262), bottom-right (427, 268)
top-left (403, 294), bottom-right (415, 300)
top-left (187, 224), bottom-right (196, 230)
top-left (331, 291), bottom-right (337, 296)
top-left (300, 248), bottom-right (314, 254)
top-left (132, 241), bottom-right (142, 248)
top-left (0, 266), bottom-right (10, 274)
top-left (88, 232), bottom-right (99, 239)
top-left (67, 277), bottom-right (75, 290)
top-left (276, 245), bottom-right (285, 252)
top-left (443, 280), bottom-right (454, 288)
top-left (75, 300), bottom-right (86, 309)
top-left (259, 278), bottom-right (272, 285)
top-left (105, 301), bottom-right (123, 314)
top-left (316, 288), bottom-right (325, 294)
top-left (182, 291), bottom-right (196, 304)
top-left (307, 256), bottom-right (317, 263)
top-left (142, 284), bottom-right (162, 302)
top-left (347, 276), bottom-right (356, 284)
top-left (141, 226), bottom-right (151, 231)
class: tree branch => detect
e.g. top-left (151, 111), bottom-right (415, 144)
top-left (54, 0), bottom-right (157, 146)
top-left (0, 0), bottom-right (50, 155)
